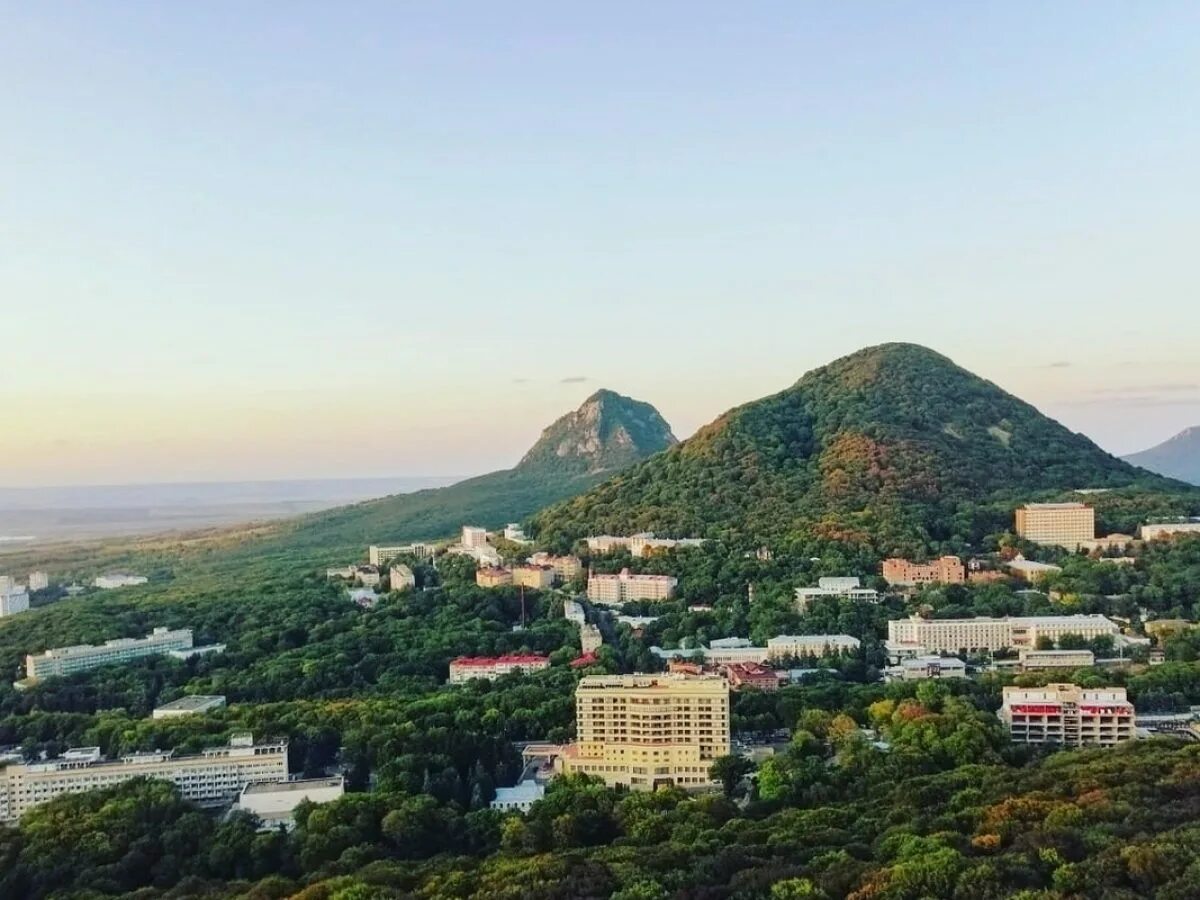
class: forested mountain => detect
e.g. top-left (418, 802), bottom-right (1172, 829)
top-left (267, 389), bottom-right (675, 553)
top-left (1125, 426), bottom-right (1200, 485)
top-left (534, 344), bottom-right (1188, 553)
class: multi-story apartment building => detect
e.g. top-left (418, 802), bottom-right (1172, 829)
top-left (461, 526), bottom-right (489, 549)
top-left (723, 662), bottom-right (779, 692)
top-left (389, 565), bottom-right (416, 591)
top-left (1016, 649), bottom-right (1096, 671)
top-left (528, 553), bottom-right (582, 584)
top-left (1006, 556), bottom-right (1062, 582)
top-left (886, 615), bottom-right (1118, 655)
top-left (0, 734), bottom-right (288, 823)
top-left (586, 534), bottom-right (705, 557)
top-left (353, 565), bottom-right (381, 587)
top-left (767, 634), bottom-right (860, 660)
top-left (24, 627), bottom-right (194, 682)
top-left (0, 588), bottom-right (30, 618)
top-left (368, 543), bottom-right (436, 566)
top-left (1015, 503), bottom-right (1095, 549)
top-left (93, 573), bottom-right (149, 590)
top-left (27, 571), bottom-right (49, 592)
top-left (794, 576), bottom-right (880, 610)
top-left (881, 556), bottom-right (966, 587)
top-left (562, 599), bottom-right (587, 627)
top-left (512, 565), bottom-right (555, 590)
top-left (1140, 521), bottom-right (1200, 541)
top-left (580, 623), bottom-right (604, 654)
top-left (586, 569), bottom-right (677, 604)
top-left (475, 568), bottom-right (514, 588)
top-left (447, 654), bottom-right (550, 683)
top-left (558, 673), bottom-right (730, 791)
top-left (999, 683), bottom-right (1135, 747)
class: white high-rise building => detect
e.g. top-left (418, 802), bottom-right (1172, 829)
top-left (0, 734), bottom-right (288, 823)
top-left (0, 588), bottom-right (30, 618)
top-left (27, 571), bottom-right (49, 592)
top-left (461, 526), bottom-right (488, 548)
top-left (24, 627), bottom-right (194, 682)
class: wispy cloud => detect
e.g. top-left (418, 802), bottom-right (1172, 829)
top-left (560, 376), bottom-right (589, 384)
top-left (1044, 361), bottom-right (1072, 369)
top-left (1061, 383), bottom-right (1200, 407)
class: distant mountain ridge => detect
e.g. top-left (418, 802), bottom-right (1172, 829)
top-left (1124, 427), bottom-right (1200, 485)
top-left (272, 390), bottom-right (675, 553)
top-left (533, 343), bottom-right (1186, 552)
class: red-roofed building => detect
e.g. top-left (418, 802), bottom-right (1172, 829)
top-left (448, 654), bottom-right (550, 684)
top-left (723, 662), bottom-right (780, 692)
top-left (1000, 683), bottom-right (1135, 746)
top-left (570, 652), bottom-right (599, 669)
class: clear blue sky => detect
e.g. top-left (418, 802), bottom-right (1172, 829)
top-left (3, 2), bottom-right (1199, 486)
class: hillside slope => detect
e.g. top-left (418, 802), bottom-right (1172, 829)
top-left (1125, 427), bottom-right (1200, 485)
top-left (533, 344), bottom-right (1186, 552)
top-left (270, 390), bottom-right (675, 553)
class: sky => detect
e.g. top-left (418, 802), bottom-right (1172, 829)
top-left (3, 2), bottom-right (1199, 487)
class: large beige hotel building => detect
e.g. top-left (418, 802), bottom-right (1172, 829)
top-left (1014, 502), bottom-right (1095, 549)
top-left (558, 673), bottom-right (729, 790)
top-left (887, 614), bottom-right (1118, 655)
top-left (586, 569), bottom-right (678, 604)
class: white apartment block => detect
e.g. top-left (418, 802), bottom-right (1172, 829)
top-left (93, 573), bottom-right (149, 589)
top-left (368, 543), bottom-right (437, 566)
top-left (586, 568), bottom-right (677, 604)
top-left (563, 599), bottom-right (587, 627)
top-left (795, 576), bottom-right (879, 610)
top-left (0, 734), bottom-right (288, 823)
top-left (461, 526), bottom-right (489, 548)
top-left (237, 776), bottom-right (344, 830)
top-left (0, 588), bottom-right (30, 618)
top-left (887, 656), bottom-right (967, 681)
top-left (528, 553), bottom-right (583, 584)
top-left (24, 627), bottom-right (194, 682)
top-left (766, 634), bottom-right (861, 660)
top-left (1140, 521), bottom-right (1200, 541)
top-left (558, 673), bottom-right (730, 791)
top-left (1015, 502), bottom-right (1095, 550)
top-left (1000, 684), bottom-right (1135, 747)
top-left (27, 572), bottom-right (49, 592)
top-left (886, 615), bottom-right (1118, 655)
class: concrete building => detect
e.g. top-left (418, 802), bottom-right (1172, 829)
top-left (0, 576), bottom-right (11, 593)
top-left (476, 567), bottom-right (514, 588)
top-left (886, 615), bottom-right (1118, 655)
top-left (0, 588), bottom-right (30, 618)
top-left (490, 780), bottom-right (545, 812)
top-left (152, 695), bottom-right (227, 719)
top-left (447, 654), bottom-right (550, 683)
top-left (1000, 683), bottom-right (1135, 747)
top-left (723, 662), bottom-right (780, 692)
top-left (0, 734), bottom-right (288, 823)
top-left (1005, 556), bottom-right (1063, 582)
top-left (881, 556), bottom-right (966, 587)
top-left (558, 673), bottom-right (729, 791)
top-left (326, 566), bottom-right (355, 580)
top-left (512, 565), bottom-right (555, 590)
top-left (1079, 534), bottom-right (1134, 553)
top-left (528, 553), bottom-right (582, 584)
top-left (27, 571), bottom-right (49, 592)
top-left (353, 565), bottom-right (382, 588)
top-left (794, 577), bottom-right (880, 610)
top-left (562, 599), bottom-right (587, 627)
top-left (586, 569), bottom-right (677, 604)
top-left (580, 623), bottom-right (604, 654)
top-left (24, 627), bottom-right (194, 683)
top-left (766, 634), bottom-right (860, 661)
top-left (503, 524), bottom-right (532, 544)
top-left (93, 573), bottom-right (149, 590)
top-left (236, 776), bottom-right (344, 830)
top-left (461, 526), bottom-right (489, 549)
top-left (1140, 521), bottom-right (1200, 541)
top-left (1015, 503), bottom-right (1095, 550)
top-left (886, 656), bottom-right (967, 681)
top-left (389, 565), bottom-right (416, 591)
top-left (368, 543), bottom-right (436, 566)
top-left (1018, 649), bottom-right (1095, 671)
top-left (586, 534), bottom-right (704, 557)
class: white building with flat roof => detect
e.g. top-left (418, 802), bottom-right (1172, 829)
top-left (795, 576), bottom-right (879, 610)
top-left (93, 573), bottom-right (148, 590)
top-left (237, 776), bottom-right (344, 830)
top-left (886, 656), bottom-right (967, 681)
top-left (0, 588), bottom-right (30, 618)
top-left (462, 525), bottom-right (488, 548)
top-left (152, 695), bottom-right (227, 719)
top-left (1140, 521), bottom-right (1200, 541)
top-left (491, 779), bottom-right (545, 812)
top-left (368, 543), bottom-right (437, 565)
top-left (767, 634), bottom-right (860, 660)
top-left (0, 734), bottom-right (288, 823)
top-left (27, 572), bottom-right (49, 592)
top-left (24, 627), bottom-right (194, 682)
top-left (887, 615), bottom-right (1118, 655)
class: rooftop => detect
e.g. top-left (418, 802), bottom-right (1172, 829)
top-left (153, 695), bottom-right (226, 712)
top-left (450, 654), bottom-right (549, 666)
top-left (242, 777), bottom-right (343, 796)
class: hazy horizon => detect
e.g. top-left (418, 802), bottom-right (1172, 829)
top-left (5, 3), bottom-right (1199, 485)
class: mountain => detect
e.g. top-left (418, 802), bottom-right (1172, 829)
top-left (533, 343), bottom-right (1186, 552)
top-left (1124, 427), bottom-right (1200, 485)
top-left (272, 390), bottom-right (676, 553)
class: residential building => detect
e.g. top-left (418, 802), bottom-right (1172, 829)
top-left (368, 543), bottom-right (436, 566)
top-left (1079, 534), bottom-right (1134, 553)
top-left (886, 615), bottom-right (1118, 655)
top-left (586, 534), bottom-right (704, 557)
top-left (152, 695), bottom-right (227, 719)
top-left (723, 662), bottom-right (779, 692)
top-left (1140, 521), bottom-right (1200, 541)
top-left (475, 567), bottom-right (513, 588)
top-left (27, 571), bottom-right (49, 592)
top-left (447, 543), bottom-right (502, 567)
top-left (580, 623), bottom-right (603, 654)
top-left (529, 553), bottom-right (583, 584)
top-left (503, 524), bottom-right (532, 544)
top-left (1015, 503), bottom-right (1095, 550)
top-left (794, 577), bottom-right (879, 610)
top-left (0, 588), bottom-right (30, 618)
top-left (512, 565), bottom-right (555, 590)
top-left (325, 566), bottom-right (355, 580)
top-left (886, 656), bottom-right (967, 682)
top-left (587, 569), bottom-right (677, 604)
top-left (1006, 556), bottom-right (1063, 582)
top-left (558, 673), bottom-right (730, 790)
top-left (0, 734), bottom-right (288, 823)
top-left (461, 526), bottom-right (489, 549)
top-left (236, 777), bottom-right (344, 830)
top-left (881, 556), bottom-right (966, 587)
top-left (999, 683), bottom-right (1135, 747)
top-left (389, 564), bottom-right (416, 591)
top-left (353, 565), bottom-right (381, 587)
top-left (704, 637), bottom-right (770, 665)
top-left (490, 780), bottom-right (544, 812)
top-left (766, 634), bottom-right (860, 661)
top-left (1018, 649), bottom-right (1095, 671)
top-left (93, 573), bottom-right (148, 590)
top-left (562, 599), bottom-right (587, 627)
top-left (447, 654), bottom-right (550, 683)
top-left (24, 627), bottom-right (194, 682)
